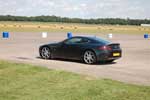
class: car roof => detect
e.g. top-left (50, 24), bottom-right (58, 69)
top-left (71, 36), bottom-right (111, 44)
top-left (71, 36), bottom-right (96, 39)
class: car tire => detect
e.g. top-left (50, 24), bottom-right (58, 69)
top-left (40, 47), bottom-right (51, 59)
top-left (83, 50), bottom-right (97, 64)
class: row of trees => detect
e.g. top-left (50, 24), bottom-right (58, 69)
top-left (0, 15), bottom-right (150, 25)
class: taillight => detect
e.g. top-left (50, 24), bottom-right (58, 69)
top-left (98, 46), bottom-right (112, 50)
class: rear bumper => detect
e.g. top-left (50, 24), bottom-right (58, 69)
top-left (97, 50), bottom-right (122, 61)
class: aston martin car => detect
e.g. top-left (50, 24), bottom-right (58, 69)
top-left (39, 36), bottom-right (122, 64)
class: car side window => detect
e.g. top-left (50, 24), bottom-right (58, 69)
top-left (65, 38), bottom-right (82, 44)
top-left (82, 38), bottom-right (91, 43)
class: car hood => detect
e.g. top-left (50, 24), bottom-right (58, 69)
top-left (39, 42), bottom-right (59, 47)
top-left (47, 42), bottom-right (59, 45)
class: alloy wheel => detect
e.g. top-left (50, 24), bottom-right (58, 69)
top-left (83, 50), bottom-right (96, 64)
top-left (41, 47), bottom-right (51, 59)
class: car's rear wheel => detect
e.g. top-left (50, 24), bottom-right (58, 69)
top-left (83, 50), bottom-right (96, 64)
top-left (40, 47), bottom-right (51, 59)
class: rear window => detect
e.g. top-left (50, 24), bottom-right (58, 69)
top-left (90, 37), bottom-right (111, 44)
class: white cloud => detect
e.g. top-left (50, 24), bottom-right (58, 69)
top-left (0, 0), bottom-right (149, 19)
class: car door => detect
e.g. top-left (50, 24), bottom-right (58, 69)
top-left (61, 37), bottom-right (83, 60)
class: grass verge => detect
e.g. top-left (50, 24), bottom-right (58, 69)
top-left (0, 60), bottom-right (150, 100)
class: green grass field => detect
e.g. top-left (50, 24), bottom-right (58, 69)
top-left (0, 21), bottom-right (150, 34)
top-left (0, 60), bottom-right (150, 100)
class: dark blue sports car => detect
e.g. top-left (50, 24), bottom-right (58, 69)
top-left (39, 36), bottom-right (122, 64)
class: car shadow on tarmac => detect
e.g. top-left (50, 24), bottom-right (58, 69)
top-left (36, 57), bottom-right (116, 65)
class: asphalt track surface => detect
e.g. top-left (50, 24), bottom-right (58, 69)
top-left (0, 32), bottom-right (150, 85)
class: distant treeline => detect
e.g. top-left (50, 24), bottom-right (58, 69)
top-left (0, 15), bottom-right (150, 25)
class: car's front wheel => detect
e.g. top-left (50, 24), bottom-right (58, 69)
top-left (83, 50), bottom-right (96, 64)
top-left (40, 47), bottom-right (51, 59)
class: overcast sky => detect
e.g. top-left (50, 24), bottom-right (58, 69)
top-left (0, 0), bottom-right (149, 19)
